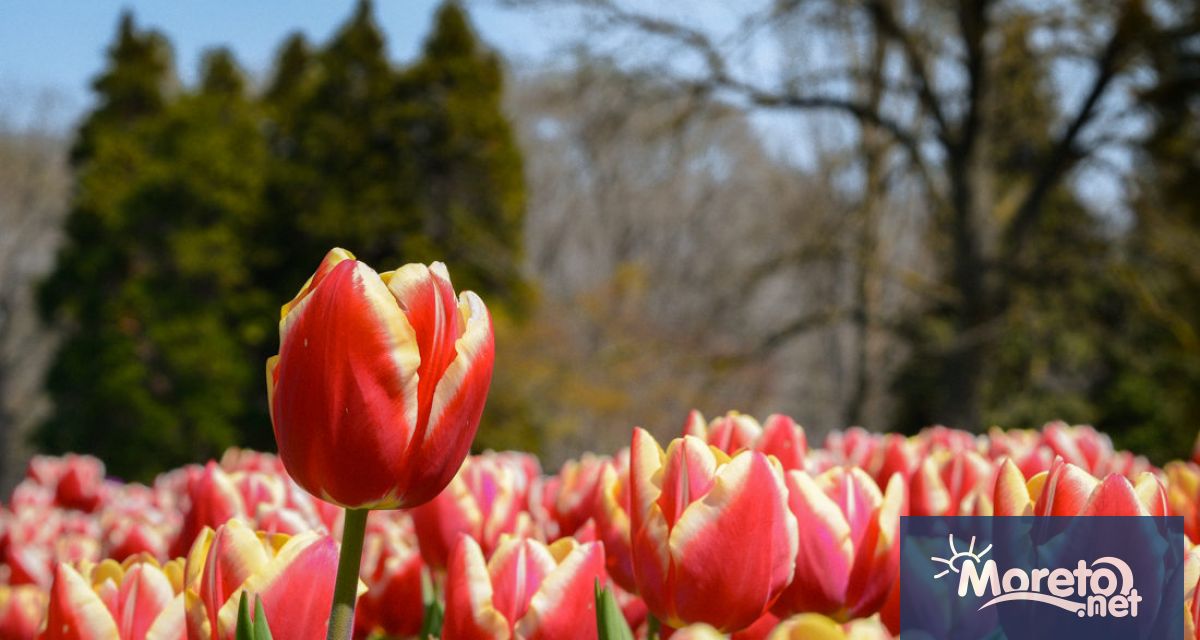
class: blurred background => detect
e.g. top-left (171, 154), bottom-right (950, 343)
top-left (1, 0), bottom-right (1197, 490)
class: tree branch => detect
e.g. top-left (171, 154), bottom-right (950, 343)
top-left (1003, 6), bottom-right (1138, 256)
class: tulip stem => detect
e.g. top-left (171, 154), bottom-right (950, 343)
top-left (326, 508), bottom-right (369, 640)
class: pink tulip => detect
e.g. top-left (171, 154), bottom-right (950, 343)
top-left (630, 428), bottom-right (797, 632)
top-left (267, 249), bottom-right (494, 510)
top-left (1034, 456), bottom-right (1166, 516)
top-left (182, 519), bottom-right (338, 640)
top-left (443, 535), bottom-right (604, 639)
top-left (170, 463), bottom-right (246, 558)
top-left (411, 454), bottom-right (535, 571)
top-left (38, 557), bottom-right (186, 640)
top-left (772, 467), bottom-right (904, 622)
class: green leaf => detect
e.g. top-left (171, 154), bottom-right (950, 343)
top-left (595, 579), bottom-right (634, 640)
top-left (235, 592), bottom-right (274, 640)
top-left (253, 595), bottom-right (274, 640)
top-left (236, 592), bottom-right (254, 640)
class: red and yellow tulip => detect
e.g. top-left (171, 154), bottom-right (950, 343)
top-left (267, 249), bottom-right (494, 510)
top-left (630, 428), bottom-right (797, 632)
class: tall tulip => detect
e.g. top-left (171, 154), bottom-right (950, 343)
top-left (267, 249), bottom-right (494, 638)
top-left (630, 428), bottom-right (797, 632)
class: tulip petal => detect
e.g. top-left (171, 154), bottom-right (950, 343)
top-left (279, 248), bottom-right (355, 324)
top-left (143, 594), bottom-right (186, 640)
top-left (487, 537), bottom-right (556, 626)
top-left (399, 290), bottom-right (495, 507)
top-left (1133, 472), bottom-right (1168, 517)
top-left (1036, 459), bottom-right (1100, 516)
top-left (116, 564), bottom-right (175, 640)
top-left (42, 564), bottom-right (120, 640)
top-left (254, 534), bottom-right (339, 640)
top-left (774, 470), bottom-right (854, 618)
top-left (443, 536), bottom-right (511, 640)
top-left (844, 473), bottom-right (903, 619)
top-left (272, 259), bottom-right (421, 508)
top-left (756, 415), bottom-right (806, 472)
top-left (658, 437), bottom-right (718, 528)
top-left (1081, 474), bottom-right (1149, 517)
top-left (993, 458), bottom-right (1033, 517)
top-left (515, 541), bottom-right (605, 640)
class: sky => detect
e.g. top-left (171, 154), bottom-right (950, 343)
top-left (0, 1), bottom-right (563, 128)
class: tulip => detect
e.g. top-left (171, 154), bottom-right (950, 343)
top-left (684, 411), bottom-right (761, 455)
top-left (442, 534), bottom-right (605, 639)
top-left (0, 584), bottom-right (45, 640)
top-left (55, 455), bottom-right (108, 513)
top-left (39, 556), bottom-right (186, 640)
top-left (1033, 456), bottom-right (1167, 516)
top-left (908, 451), bottom-right (993, 517)
top-left (411, 454), bottom-right (536, 571)
top-left (183, 519), bottom-right (339, 640)
top-left (170, 463), bottom-right (246, 558)
top-left (267, 249), bottom-right (494, 638)
top-left (630, 429), bottom-right (797, 632)
top-left (267, 248), bottom-right (494, 511)
top-left (549, 453), bottom-right (608, 537)
top-left (772, 467), bottom-right (903, 622)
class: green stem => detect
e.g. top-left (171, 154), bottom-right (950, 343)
top-left (326, 508), bottom-right (368, 640)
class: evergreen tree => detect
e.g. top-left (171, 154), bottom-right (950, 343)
top-left (39, 33), bottom-right (270, 478)
top-left (400, 1), bottom-right (528, 311)
top-left (39, 2), bottom-right (531, 475)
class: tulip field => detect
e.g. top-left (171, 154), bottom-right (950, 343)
top-left (2, 251), bottom-right (1199, 639)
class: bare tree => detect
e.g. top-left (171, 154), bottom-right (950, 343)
top-left (500, 0), bottom-right (1161, 429)
top-left (0, 88), bottom-right (71, 492)
top-left (502, 61), bottom-right (925, 457)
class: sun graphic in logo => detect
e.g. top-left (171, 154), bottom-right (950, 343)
top-left (931, 534), bottom-right (992, 580)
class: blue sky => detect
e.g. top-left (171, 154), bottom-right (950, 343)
top-left (0, 1), bottom-right (561, 126)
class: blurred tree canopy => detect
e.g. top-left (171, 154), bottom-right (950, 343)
top-left (37, 1), bottom-right (527, 480)
top-left (500, 0), bottom-right (1200, 462)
